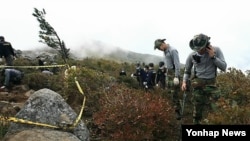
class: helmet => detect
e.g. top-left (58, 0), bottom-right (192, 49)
top-left (189, 33), bottom-right (210, 51)
top-left (159, 61), bottom-right (164, 67)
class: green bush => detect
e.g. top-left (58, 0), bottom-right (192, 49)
top-left (0, 124), bottom-right (9, 140)
top-left (206, 67), bottom-right (250, 124)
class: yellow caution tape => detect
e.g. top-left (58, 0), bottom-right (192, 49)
top-left (71, 77), bottom-right (86, 128)
top-left (0, 115), bottom-right (59, 129)
top-left (0, 65), bottom-right (87, 131)
top-left (0, 64), bottom-right (66, 69)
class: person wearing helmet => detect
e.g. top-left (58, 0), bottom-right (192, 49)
top-left (0, 36), bottom-right (16, 66)
top-left (156, 61), bottom-right (167, 89)
top-left (154, 38), bottom-right (182, 120)
top-left (181, 33), bottom-right (227, 124)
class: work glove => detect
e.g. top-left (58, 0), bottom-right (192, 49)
top-left (173, 77), bottom-right (179, 85)
top-left (131, 73), bottom-right (134, 77)
top-left (143, 82), bottom-right (147, 85)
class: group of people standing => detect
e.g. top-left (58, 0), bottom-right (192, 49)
top-left (131, 63), bottom-right (150, 89)
top-left (154, 33), bottom-right (227, 124)
top-left (131, 61), bottom-right (166, 90)
top-left (132, 33), bottom-right (227, 124)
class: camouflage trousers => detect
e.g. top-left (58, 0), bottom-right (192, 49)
top-left (166, 70), bottom-right (181, 112)
top-left (191, 78), bottom-right (221, 124)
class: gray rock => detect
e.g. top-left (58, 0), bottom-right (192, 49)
top-left (4, 88), bottom-right (89, 141)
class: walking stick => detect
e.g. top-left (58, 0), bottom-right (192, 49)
top-left (178, 91), bottom-right (187, 141)
top-left (181, 91), bottom-right (187, 116)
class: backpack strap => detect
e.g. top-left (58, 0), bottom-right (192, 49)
top-left (192, 48), bottom-right (218, 78)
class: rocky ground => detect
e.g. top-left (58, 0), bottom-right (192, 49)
top-left (0, 84), bottom-right (194, 141)
top-left (0, 88), bottom-right (90, 141)
top-left (0, 85), bottom-right (32, 117)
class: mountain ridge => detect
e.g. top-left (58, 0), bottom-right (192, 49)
top-left (19, 47), bottom-right (184, 68)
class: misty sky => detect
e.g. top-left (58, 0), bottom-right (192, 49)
top-left (1, 0), bottom-right (249, 72)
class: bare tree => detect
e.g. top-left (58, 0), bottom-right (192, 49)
top-left (32, 8), bottom-right (70, 63)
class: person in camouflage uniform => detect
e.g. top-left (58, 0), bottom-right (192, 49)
top-left (181, 33), bottom-right (227, 124)
top-left (154, 39), bottom-right (182, 120)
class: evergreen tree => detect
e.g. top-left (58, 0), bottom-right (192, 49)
top-left (32, 8), bottom-right (70, 63)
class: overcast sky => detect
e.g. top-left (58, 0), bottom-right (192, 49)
top-left (1, 0), bottom-right (249, 72)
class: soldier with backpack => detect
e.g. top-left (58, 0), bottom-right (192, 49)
top-left (154, 38), bottom-right (182, 120)
top-left (181, 33), bottom-right (227, 124)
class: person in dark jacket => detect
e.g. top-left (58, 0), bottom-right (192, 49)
top-left (0, 68), bottom-right (24, 91)
top-left (36, 56), bottom-right (54, 75)
top-left (148, 63), bottom-right (156, 87)
top-left (37, 56), bottom-right (44, 68)
top-left (0, 36), bottom-right (16, 66)
top-left (156, 61), bottom-right (167, 89)
top-left (131, 62), bottom-right (146, 88)
top-left (142, 65), bottom-right (153, 91)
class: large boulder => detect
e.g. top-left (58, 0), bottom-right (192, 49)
top-left (3, 88), bottom-right (89, 141)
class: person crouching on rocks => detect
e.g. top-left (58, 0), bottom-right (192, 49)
top-left (0, 68), bottom-right (24, 91)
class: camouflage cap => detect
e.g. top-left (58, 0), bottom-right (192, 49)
top-left (189, 34), bottom-right (210, 51)
top-left (154, 39), bottom-right (166, 50)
